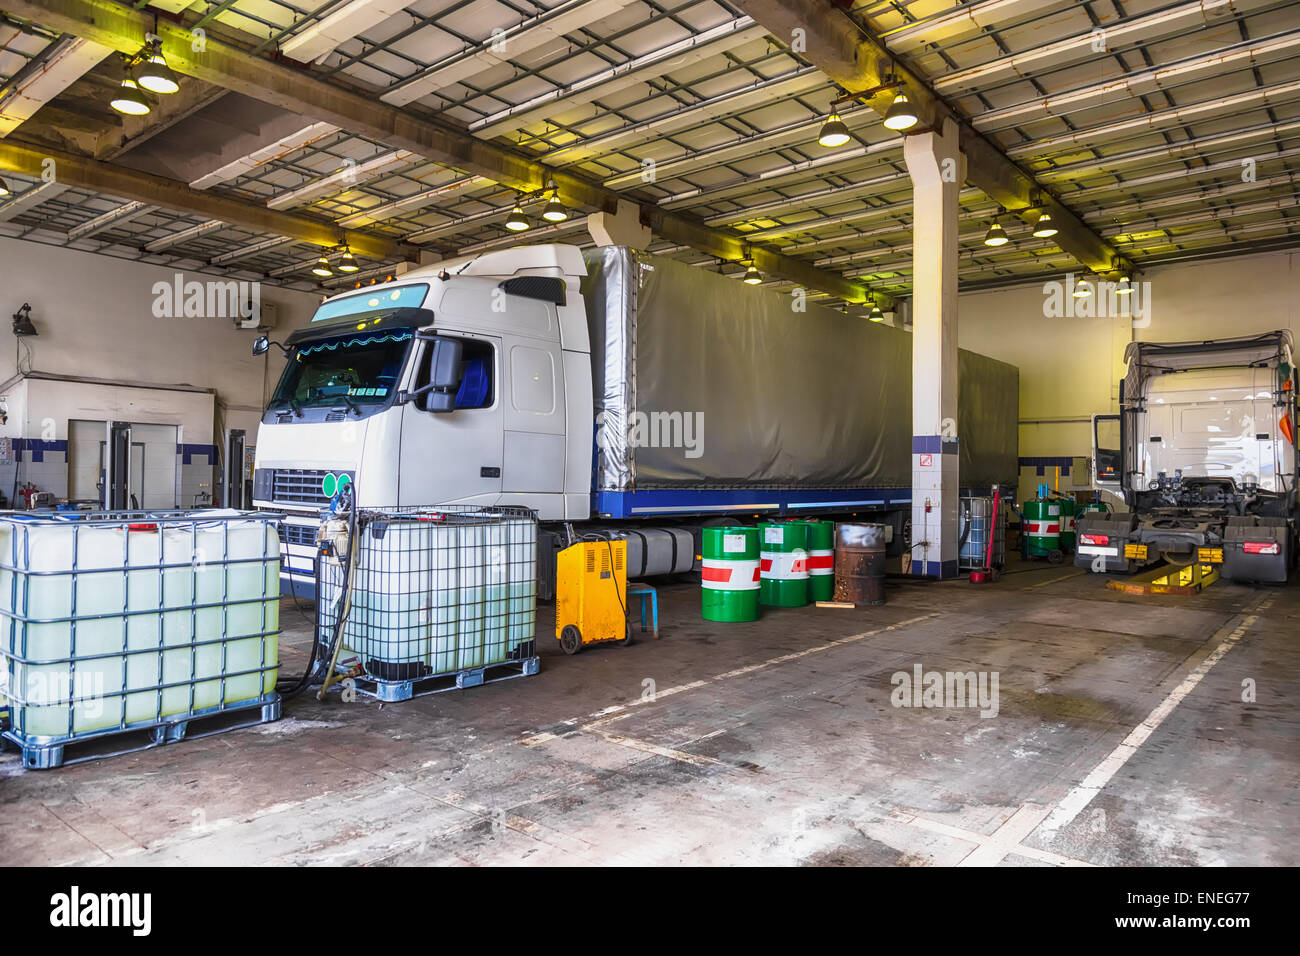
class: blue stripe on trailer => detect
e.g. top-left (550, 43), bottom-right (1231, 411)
top-left (595, 487), bottom-right (912, 519)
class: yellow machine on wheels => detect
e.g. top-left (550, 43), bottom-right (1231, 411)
top-left (555, 539), bottom-right (633, 654)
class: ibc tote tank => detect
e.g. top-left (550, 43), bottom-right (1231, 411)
top-left (0, 511), bottom-right (279, 740)
top-left (318, 507), bottom-right (538, 683)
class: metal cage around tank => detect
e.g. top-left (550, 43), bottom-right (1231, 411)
top-left (315, 504), bottom-right (540, 702)
top-left (958, 496), bottom-right (1008, 571)
top-left (0, 509), bottom-right (283, 769)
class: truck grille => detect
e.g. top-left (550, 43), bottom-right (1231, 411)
top-left (279, 524), bottom-right (318, 548)
top-left (270, 469), bottom-right (352, 506)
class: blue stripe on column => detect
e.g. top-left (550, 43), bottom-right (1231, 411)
top-left (913, 435), bottom-right (960, 455)
top-left (12, 438), bottom-right (68, 463)
top-left (177, 443), bottom-right (217, 465)
top-left (1018, 456), bottom-right (1073, 476)
top-left (924, 559), bottom-right (960, 580)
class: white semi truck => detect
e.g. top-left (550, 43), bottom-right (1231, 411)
top-left (1078, 331), bottom-right (1297, 582)
top-left (252, 244), bottom-right (1019, 596)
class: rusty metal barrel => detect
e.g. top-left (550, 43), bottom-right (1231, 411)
top-left (833, 522), bottom-right (886, 605)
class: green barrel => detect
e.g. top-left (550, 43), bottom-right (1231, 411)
top-left (701, 527), bottom-right (761, 622)
top-left (804, 520), bottom-right (835, 601)
top-left (1022, 498), bottom-right (1062, 558)
top-left (1058, 498), bottom-right (1077, 552)
top-left (759, 521), bottom-right (809, 607)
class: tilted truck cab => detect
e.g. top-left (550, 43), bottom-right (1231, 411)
top-left (1078, 331), bottom-right (1298, 583)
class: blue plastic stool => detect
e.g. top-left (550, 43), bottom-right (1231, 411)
top-left (626, 582), bottom-right (660, 639)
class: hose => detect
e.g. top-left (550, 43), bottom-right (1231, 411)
top-left (315, 492), bottom-right (361, 701)
top-left (276, 487), bottom-right (358, 699)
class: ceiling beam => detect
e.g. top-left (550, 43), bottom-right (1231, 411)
top-left (97, 80), bottom-right (228, 160)
top-left (730, 0), bottom-right (1132, 277)
top-left (4, 0), bottom-right (879, 304)
top-left (0, 140), bottom-right (407, 259)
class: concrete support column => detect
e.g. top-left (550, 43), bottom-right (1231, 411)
top-left (396, 249), bottom-right (442, 274)
top-left (904, 117), bottom-right (964, 579)
top-left (587, 198), bottom-right (651, 248)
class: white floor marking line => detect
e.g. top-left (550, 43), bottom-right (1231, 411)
top-left (889, 807), bottom-right (1095, 867)
top-left (1036, 594), bottom-right (1274, 839)
top-left (585, 730), bottom-right (729, 768)
top-left (522, 612), bottom-right (942, 744)
top-left (956, 805), bottom-right (1054, 866)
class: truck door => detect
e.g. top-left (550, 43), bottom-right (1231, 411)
top-left (502, 337), bottom-right (566, 516)
top-left (397, 332), bottom-right (504, 507)
top-left (1092, 413), bottom-right (1122, 491)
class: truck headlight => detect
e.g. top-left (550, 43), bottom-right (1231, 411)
top-left (252, 468), bottom-right (273, 501)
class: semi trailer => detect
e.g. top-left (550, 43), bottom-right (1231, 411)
top-left (1077, 330), bottom-right (1297, 583)
top-left (251, 244), bottom-right (1019, 596)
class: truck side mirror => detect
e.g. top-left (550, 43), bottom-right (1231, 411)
top-left (252, 335), bottom-right (270, 356)
top-left (421, 336), bottom-right (464, 413)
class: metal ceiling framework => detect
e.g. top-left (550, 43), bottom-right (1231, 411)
top-left (0, 139), bottom-right (407, 255)
top-left (0, 0), bottom-right (879, 304)
top-left (0, 0), bottom-right (1294, 303)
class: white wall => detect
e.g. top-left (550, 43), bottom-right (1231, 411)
top-left (0, 237), bottom-right (322, 506)
top-left (0, 237), bottom-right (322, 438)
top-left (957, 248), bottom-right (1300, 489)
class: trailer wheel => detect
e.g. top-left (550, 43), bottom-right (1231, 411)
top-left (1047, 549), bottom-right (1064, 565)
top-left (560, 625), bottom-right (583, 655)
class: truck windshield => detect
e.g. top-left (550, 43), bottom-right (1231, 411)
top-left (270, 329), bottom-right (413, 409)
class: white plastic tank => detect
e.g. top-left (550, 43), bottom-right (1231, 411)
top-left (321, 508), bottom-right (537, 680)
top-left (0, 511), bottom-right (280, 740)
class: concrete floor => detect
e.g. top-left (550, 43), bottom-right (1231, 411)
top-left (2, 557), bottom-right (1296, 866)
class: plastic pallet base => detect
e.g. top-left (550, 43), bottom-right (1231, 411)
top-left (331, 656), bottom-right (541, 703)
top-left (4, 696), bottom-right (281, 771)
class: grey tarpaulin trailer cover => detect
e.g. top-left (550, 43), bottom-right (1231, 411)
top-left (581, 246), bottom-right (1019, 497)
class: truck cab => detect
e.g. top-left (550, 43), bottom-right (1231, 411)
top-left (1078, 331), bottom-right (1297, 582)
top-left (252, 245), bottom-right (594, 593)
